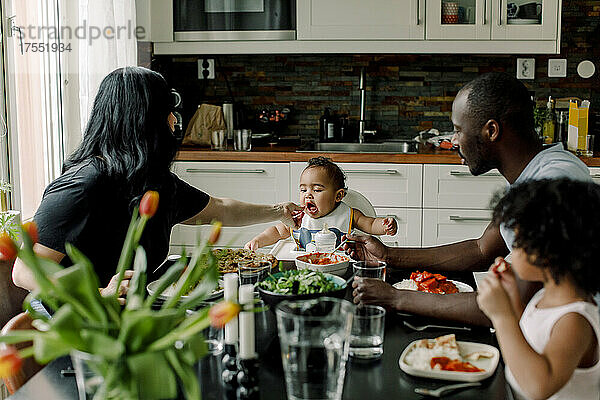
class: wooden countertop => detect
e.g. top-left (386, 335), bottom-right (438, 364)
top-left (175, 144), bottom-right (600, 166)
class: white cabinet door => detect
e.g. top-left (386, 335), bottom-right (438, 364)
top-left (290, 162), bottom-right (423, 208)
top-left (589, 167), bottom-right (600, 185)
top-left (423, 164), bottom-right (507, 209)
top-left (297, 0), bottom-right (425, 40)
top-left (422, 208), bottom-right (492, 246)
top-left (426, 0), bottom-right (490, 40)
top-left (170, 162), bottom-right (290, 249)
top-left (491, 0), bottom-right (559, 40)
top-left (375, 207), bottom-right (422, 247)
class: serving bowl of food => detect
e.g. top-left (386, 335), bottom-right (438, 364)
top-left (295, 252), bottom-right (350, 276)
top-left (256, 269), bottom-right (347, 310)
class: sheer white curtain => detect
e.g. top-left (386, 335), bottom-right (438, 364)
top-left (62, 0), bottom-right (138, 153)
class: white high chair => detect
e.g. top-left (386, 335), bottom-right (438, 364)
top-left (342, 189), bottom-right (376, 218)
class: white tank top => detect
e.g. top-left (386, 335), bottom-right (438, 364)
top-left (291, 202), bottom-right (354, 249)
top-left (506, 289), bottom-right (600, 400)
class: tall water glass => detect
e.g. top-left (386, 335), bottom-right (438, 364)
top-left (352, 261), bottom-right (386, 281)
top-left (276, 298), bottom-right (354, 400)
top-left (349, 305), bottom-right (386, 360)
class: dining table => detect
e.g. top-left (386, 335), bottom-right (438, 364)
top-left (8, 270), bottom-right (510, 400)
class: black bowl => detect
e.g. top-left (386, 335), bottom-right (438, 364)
top-left (256, 271), bottom-right (348, 311)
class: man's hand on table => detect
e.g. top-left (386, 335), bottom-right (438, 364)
top-left (352, 277), bottom-right (400, 309)
top-left (100, 270), bottom-right (134, 305)
top-left (342, 233), bottom-right (389, 263)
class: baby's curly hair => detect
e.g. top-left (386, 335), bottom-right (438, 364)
top-left (491, 179), bottom-right (600, 295)
top-left (305, 156), bottom-right (347, 191)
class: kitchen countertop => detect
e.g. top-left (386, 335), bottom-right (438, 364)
top-left (176, 144), bottom-right (600, 166)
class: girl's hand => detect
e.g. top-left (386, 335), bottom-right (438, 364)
top-left (476, 272), bottom-right (515, 323)
top-left (382, 217), bottom-right (397, 236)
top-left (489, 257), bottom-right (523, 316)
top-left (245, 239), bottom-right (260, 250)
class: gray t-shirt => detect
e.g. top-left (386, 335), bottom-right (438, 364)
top-left (500, 144), bottom-right (592, 249)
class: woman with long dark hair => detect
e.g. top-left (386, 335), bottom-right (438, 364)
top-left (12, 67), bottom-right (301, 295)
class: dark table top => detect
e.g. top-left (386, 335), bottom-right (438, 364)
top-left (9, 271), bottom-right (509, 400)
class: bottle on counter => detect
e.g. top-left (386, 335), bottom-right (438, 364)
top-left (556, 109), bottom-right (569, 148)
top-left (319, 108), bottom-right (332, 142)
top-left (543, 96), bottom-right (555, 144)
top-left (339, 114), bottom-right (349, 142)
top-left (236, 284), bottom-right (259, 400)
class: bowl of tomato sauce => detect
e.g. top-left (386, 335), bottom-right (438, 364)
top-left (295, 252), bottom-right (350, 276)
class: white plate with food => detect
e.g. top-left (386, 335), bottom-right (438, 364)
top-left (295, 252), bottom-right (350, 276)
top-left (147, 279), bottom-right (224, 301)
top-left (393, 279), bottom-right (474, 293)
top-left (399, 334), bottom-right (500, 382)
top-left (212, 248), bottom-right (278, 274)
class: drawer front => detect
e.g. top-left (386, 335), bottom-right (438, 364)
top-left (173, 161), bottom-right (290, 204)
top-left (290, 162), bottom-right (422, 208)
top-left (422, 209), bottom-right (492, 247)
top-left (170, 222), bottom-right (274, 251)
top-left (423, 165), bottom-right (507, 210)
top-left (590, 167), bottom-right (600, 185)
top-left (374, 207), bottom-right (421, 247)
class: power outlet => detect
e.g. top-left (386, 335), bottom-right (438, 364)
top-left (548, 59), bottom-right (567, 78)
top-left (198, 58), bottom-right (215, 80)
top-left (516, 58), bottom-right (535, 80)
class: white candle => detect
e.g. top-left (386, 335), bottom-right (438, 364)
top-left (223, 273), bottom-right (239, 345)
top-left (238, 284), bottom-right (256, 360)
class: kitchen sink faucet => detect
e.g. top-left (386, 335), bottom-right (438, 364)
top-left (358, 67), bottom-right (376, 144)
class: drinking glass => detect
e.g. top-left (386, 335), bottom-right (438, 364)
top-left (238, 260), bottom-right (271, 287)
top-left (234, 129), bottom-right (252, 151)
top-left (211, 129), bottom-right (226, 150)
top-left (276, 298), bottom-right (354, 400)
top-left (187, 308), bottom-right (224, 355)
top-left (352, 261), bottom-right (386, 281)
top-left (349, 305), bottom-right (386, 360)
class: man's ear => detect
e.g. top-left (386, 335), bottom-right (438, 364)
top-left (483, 119), bottom-right (501, 142)
top-left (335, 189), bottom-right (346, 203)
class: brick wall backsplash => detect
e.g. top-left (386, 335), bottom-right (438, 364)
top-left (150, 1), bottom-right (599, 143)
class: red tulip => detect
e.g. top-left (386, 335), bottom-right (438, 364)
top-left (0, 233), bottom-right (17, 261)
top-left (207, 221), bottom-right (222, 245)
top-left (140, 191), bottom-right (159, 218)
top-left (209, 301), bottom-right (241, 328)
top-left (23, 222), bottom-right (38, 244)
top-left (0, 346), bottom-right (23, 378)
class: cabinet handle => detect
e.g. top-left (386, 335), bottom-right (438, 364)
top-left (415, 0), bottom-right (420, 25)
top-left (449, 215), bottom-right (491, 222)
top-left (498, 0), bottom-right (502, 25)
top-left (345, 169), bottom-right (400, 175)
top-left (449, 170), bottom-right (502, 177)
top-left (591, 174), bottom-right (600, 179)
top-left (482, 0), bottom-right (487, 24)
top-left (185, 168), bottom-right (266, 174)
top-left (377, 214), bottom-right (400, 220)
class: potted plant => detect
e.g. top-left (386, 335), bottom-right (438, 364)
top-left (0, 192), bottom-right (239, 400)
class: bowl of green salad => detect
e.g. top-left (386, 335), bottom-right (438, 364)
top-left (256, 269), bottom-right (348, 310)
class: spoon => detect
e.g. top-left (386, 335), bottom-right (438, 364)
top-left (414, 382), bottom-right (481, 397)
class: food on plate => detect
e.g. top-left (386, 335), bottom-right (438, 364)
top-left (212, 248), bottom-right (277, 274)
top-left (395, 271), bottom-right (459, 294)
top-left (296, 252), bottom-right (349, 266)
top-left (430, 357), bottom-right (483, 372)
top-left (464, 351), bottom-right (494, 361)
top-left (257, 269), bottom-right (340, 295)
top-left (404, 334), bottom-right (486, 373)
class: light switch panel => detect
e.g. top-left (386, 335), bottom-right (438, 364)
top-left (548, 59), bottom-right (567, 78)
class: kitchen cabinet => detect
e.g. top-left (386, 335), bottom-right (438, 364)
top-left (375, 207), bottom-right (422, 247)
top-left (297, 0), bottom-right (425, 40)
top-left (426, 0), bottom-right (560, 41)
top-left (422, 208), bottom-right (492, 246)
top-left (169, 162), bottom-right (290, 251)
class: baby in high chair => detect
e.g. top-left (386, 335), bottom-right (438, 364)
top-left (245, 156), bottom-right (397, 250)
